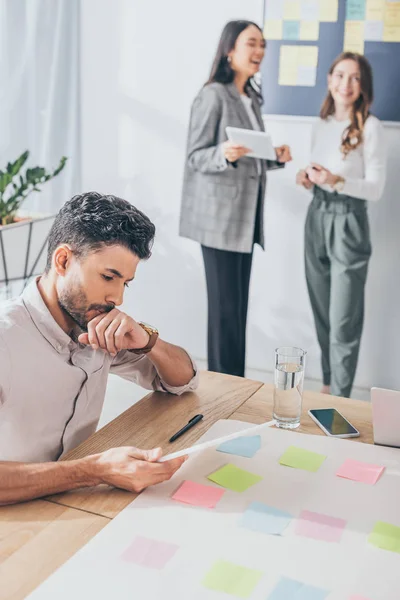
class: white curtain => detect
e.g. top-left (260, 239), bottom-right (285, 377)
top-left (0, 0), bottom-right (80, 216)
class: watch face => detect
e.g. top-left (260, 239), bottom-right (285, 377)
top-left (139, 322), bottom-right (158, 334)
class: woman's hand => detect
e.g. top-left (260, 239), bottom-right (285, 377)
top-left (222, 141), bottom-right (251, 163)
top-left (306, 163), bottom-right (338, 186)
top-left (296, 169), bottom-right (314, 190)
top-left (275, 145), bottom-right (292, 163)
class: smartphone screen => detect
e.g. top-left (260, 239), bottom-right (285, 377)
top-left (309, 408), bottom-right (358, 435)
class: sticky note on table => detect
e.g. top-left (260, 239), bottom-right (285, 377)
top-left (368, 520), bottom-right (400, 554)
top-left (279, 446), bottom-right (326, 472)
top-left (239, 501), bottom-right (292, 535)
top-left (268, 576), bottom-right (329, 600)
top-left (207, 464), bottom-right (262, 492)
top-left (295, 510), bottom-right (346, 543)
top-left (171, 480), bottom-right (225, 509)
top-left (217, 435), bottom-right (261, 458)
top-left (336, 458), bottom-right (384, 485)
top-left (121, 536), bottom-right (179, 569)
top-left (202, 559), bottom-right (263, 599)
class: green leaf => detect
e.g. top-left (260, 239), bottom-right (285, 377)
top-left (6, 150), bottom-right (29, 178)
top-left (0, 151), bottom-right (67, 222)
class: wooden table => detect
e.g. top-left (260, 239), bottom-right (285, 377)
top-left (0, 372), bottom-right (374, 599)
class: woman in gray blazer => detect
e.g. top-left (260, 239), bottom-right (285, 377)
top-left (180, 20), bottom-right (291, 377)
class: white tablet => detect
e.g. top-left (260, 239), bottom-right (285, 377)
top-left (226, 126), bottom-right (277, 161)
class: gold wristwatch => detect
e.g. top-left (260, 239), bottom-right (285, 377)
top-left (332, 176), bottom-right (345, 193)
top-left (130, 322), bottom-right (159, 354)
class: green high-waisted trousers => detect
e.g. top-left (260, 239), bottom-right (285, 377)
top-left (304, 186), bottom-right (372, 398)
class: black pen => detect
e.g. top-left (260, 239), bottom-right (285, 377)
top-left (169, 414), bottom-right (204, 443)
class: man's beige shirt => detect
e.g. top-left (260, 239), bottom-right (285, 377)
top-left (0, 280), bottom-right (198, 462)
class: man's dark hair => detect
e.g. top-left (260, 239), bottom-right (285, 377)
top-left (45, 192), bottom-right (155, 272)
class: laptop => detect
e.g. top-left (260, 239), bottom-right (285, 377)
top-left (371, 387), bottom-right (400, 447)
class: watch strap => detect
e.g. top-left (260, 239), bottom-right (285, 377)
top-left (130, 323), bottom-right (159, 355)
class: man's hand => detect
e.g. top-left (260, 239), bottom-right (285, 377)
top-left (296, 169), bottom-right (314, 190)
top-left (0, 446), bottom-right (187, 505)
top-left (306, 163), bottom-right (338, 187)
top-left (92, 446), bottom-right (186, 493)
top-left (275, 145), bottom-right (292, 163)
top-left (78, 308), bottom-right (149, 356)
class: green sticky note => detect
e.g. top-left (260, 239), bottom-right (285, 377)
top-left (368, 521), bottom-right (400, 554)
top-left (207, 463), bottom-right (262, 492)
top-left (202, 559), bottom-right (263, 598)
top-left (279, 446), bottom-right (326, 472)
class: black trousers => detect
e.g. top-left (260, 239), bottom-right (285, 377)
top-left (201, 246), bottom-right (253, 377)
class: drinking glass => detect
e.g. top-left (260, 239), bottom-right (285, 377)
top-left (273, 347), bottom-right (306, 429)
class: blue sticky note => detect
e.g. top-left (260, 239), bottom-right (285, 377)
top-left (216, 435), bottom-right (261, 458)
top-left (268, 577), bottom-right (329, 600)
top-left (282, 21), bottom-right (300, 40)
top-left (239, 502), bottom-right (292, 536)
top-left (346, 0), bottom-right (366, 20)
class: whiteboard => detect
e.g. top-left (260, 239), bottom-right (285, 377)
top-left (27, 420), bottom-right (400, 599)
top-left (261, 0), bottom-right (400, 122)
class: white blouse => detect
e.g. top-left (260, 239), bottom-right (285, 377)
top-left (240, 94), bottom-right (262, 176)
top-left (310, 114), bottom-right (386, 202)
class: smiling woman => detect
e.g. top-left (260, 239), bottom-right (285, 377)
top-left (179, 20), bottom-right (292, 379)
top-left (296, 52), bottom-right (387, 399)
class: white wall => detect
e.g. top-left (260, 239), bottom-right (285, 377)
top-left (80, 0), bottom-right (400, 392)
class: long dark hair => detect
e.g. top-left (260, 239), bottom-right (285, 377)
top-left (320, 52), bottom-right (373, 157)
top-left (206, 20), bottom-right (263, 101)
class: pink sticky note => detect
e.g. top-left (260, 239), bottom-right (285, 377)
top-left (295, 510), bottom-right (346, 543)
top-left (172, 480), bottom-right (225, 508)
top-left (336, 459), bottom-right (384, 485)
top-left (121, 536), bottom-right (179, 569)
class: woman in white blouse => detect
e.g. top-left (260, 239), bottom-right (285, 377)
top-left (296, 52), bottom-right (386, 398)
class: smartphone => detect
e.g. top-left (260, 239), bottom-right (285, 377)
top-left (308, 408), bottom-right (360, 438)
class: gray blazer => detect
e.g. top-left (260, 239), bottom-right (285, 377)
top-left (179, 81), bottom-right (282, 253)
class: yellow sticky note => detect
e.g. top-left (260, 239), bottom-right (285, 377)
top-left (300, 20), bottom-right (320, 40)
top-left (202, 560), bottom-right (264, 598)
top-left (299, 45), bottom-right (319, 67)
top-left (264, 19), bottom-right (283, 40)
top-left (344, 21), bottom-right (365, 54)
top-left (207, 464), bottom-right (262, 492)
top-left (384, 2), bottom-right (400, 27)
top-left (283, 0), bottom-right (301, 20)
top-left (319, 0), bottom-right (339, 22)
top-left (366, 0), bottom-right (385, 20)
top-left (279, 45), bottom-right (298, 86)
top-left (368, 521), bottom-right (400, 554)
top-left (383, 24), bottom-right (400, 41)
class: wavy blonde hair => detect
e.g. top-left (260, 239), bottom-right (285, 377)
top-left (320, 52), bottom-right (373, 157)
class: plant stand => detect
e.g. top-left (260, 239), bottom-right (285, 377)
top-left (0, 214), bottom-right (55, 292)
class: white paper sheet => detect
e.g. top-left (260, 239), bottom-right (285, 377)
top-left (159, 419), bottom-right (276, 462)
top-left (225, 127), bottom-right (277, 160)
top-left (27, 420), bottom-right (400, 600)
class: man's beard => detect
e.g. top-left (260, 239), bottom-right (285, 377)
top-left (58, 282), bottom-right (113, 332)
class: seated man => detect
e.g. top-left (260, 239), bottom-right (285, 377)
top-left (0, 192), bottom-right (198, 505)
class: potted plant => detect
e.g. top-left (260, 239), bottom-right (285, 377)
top-left (0, 151), bottom-right (67, 287)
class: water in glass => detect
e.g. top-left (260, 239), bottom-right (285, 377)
top-left (273, 362), bottom-right (304, 429)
